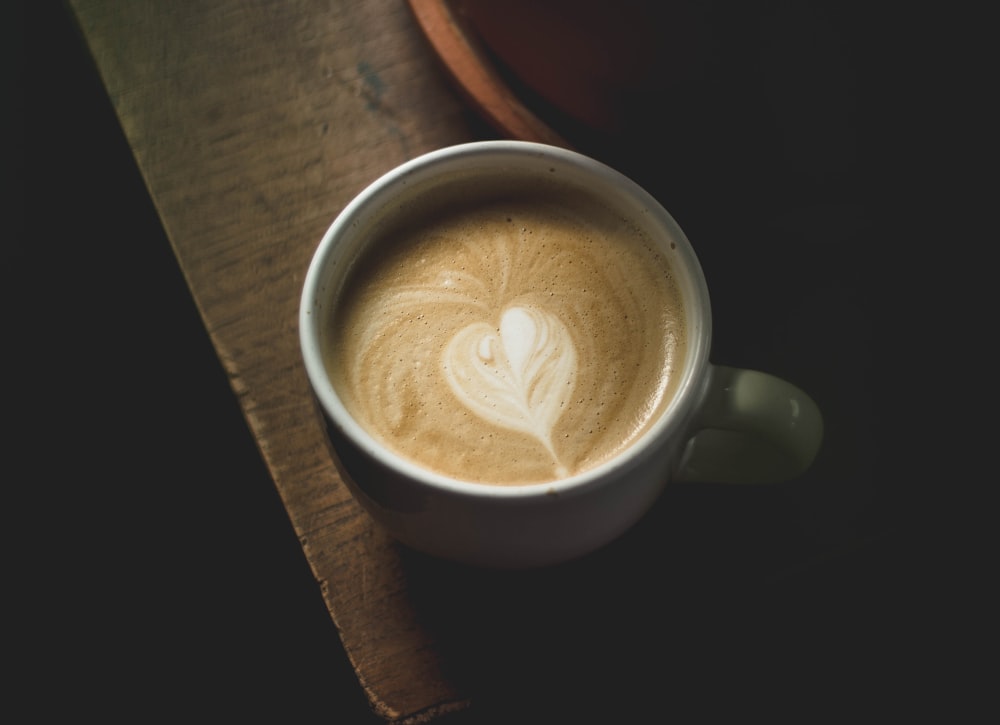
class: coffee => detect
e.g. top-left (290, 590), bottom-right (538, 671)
top-left (322, 180), bottom-right (686, 485)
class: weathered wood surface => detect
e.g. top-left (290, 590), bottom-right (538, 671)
top-left (67, 1), bottom-right (482, 721)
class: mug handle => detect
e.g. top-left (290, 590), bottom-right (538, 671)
top-left (675, 365), bottom-right (824, 484)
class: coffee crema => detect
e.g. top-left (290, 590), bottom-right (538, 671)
top-left (324, 185), bottom-right (686, 485)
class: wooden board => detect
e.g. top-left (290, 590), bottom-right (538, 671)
top-left (66, 1), bottom-right (479, 721)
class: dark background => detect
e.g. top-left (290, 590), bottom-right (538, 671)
top-left (8, 1), bottom-right (966, 723)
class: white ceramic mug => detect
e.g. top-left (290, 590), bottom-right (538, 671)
top-left (300, 141), bottom-right (822, 568)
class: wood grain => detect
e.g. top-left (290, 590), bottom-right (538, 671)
top-left (67, 1), bottom-right (479, 720)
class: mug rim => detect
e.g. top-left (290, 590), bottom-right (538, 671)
top-left (300, 140), bottom-right (712, 499)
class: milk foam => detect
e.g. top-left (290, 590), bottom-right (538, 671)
top-left (444, 305), bottom-right (577, 476)
top-left (326, 190), bottom-right (685, 485)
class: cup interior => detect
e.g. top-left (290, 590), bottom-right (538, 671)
top-left (300, 141), bottom-right (712, 496)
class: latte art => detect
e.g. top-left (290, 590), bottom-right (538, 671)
top-left (444, 305), bottom-right (578, 476)
top-left (325, 191), bottom-right (686, 485)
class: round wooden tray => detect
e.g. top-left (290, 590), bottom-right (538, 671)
top-left (407, 0), bottom-right (702, 156)
top-left (406, 0), bottom-right (573, 148)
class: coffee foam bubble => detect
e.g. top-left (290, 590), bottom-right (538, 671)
top-left (325, 185), bottom-right (685, 485)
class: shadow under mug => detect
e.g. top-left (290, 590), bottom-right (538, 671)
top-left (300, 141), bottom-right (822, 568)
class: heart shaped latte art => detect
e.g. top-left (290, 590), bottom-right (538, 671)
top-left (443, 305), bottom-right (577, 474)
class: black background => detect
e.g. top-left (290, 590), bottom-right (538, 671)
top-left (8, 2), bottom-right (968, 723)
